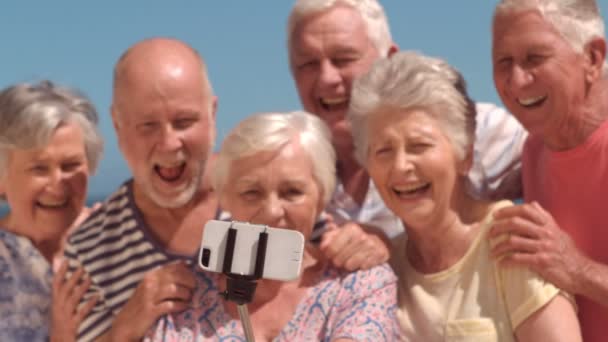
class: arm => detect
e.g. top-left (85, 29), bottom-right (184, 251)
top-left (515, 294), bottom-right (581, 342)
top-left (50, 260), bottom-right (97, 342)
top-left (99, 261), bottom-right (197, 342)
top-left (490, 202), bottom-right (608, 307)
top-left (468, 103), bottom-right (527, 200)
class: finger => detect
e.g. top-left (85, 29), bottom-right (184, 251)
top-left (62, 267), bottom-right (86, 297)
top-left (530, 201), bottom-right (556, 226)
top-left (493, 203), bottom-right (545, 226)
top-left (155, 300), bottom-right (191, 316)
top-left (343, 250), bottom-right (374, 271)
top-left (491, 234), bottom-right (540, 258)
top-left (68, 275), bottom-right (92, 311)
top-left (490, 216), bottom-right (542, 239)
top-left (319, 229), bottom-right (349, 259)
top-left (499, 253), bottom-right (544, 273)
top-left (52, 259), bottom-right (69, 290)
top-left (331, 233), bottom-right (369, 267)
top-left (157, 261), bottom-right (197, 289)
top-left (75, 296), bottom-right (99, 323)
top-left (155, 283), bottom-right (193, 305)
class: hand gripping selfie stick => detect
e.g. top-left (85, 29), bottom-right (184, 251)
top-left (219, 224), bottom-right (269, 342)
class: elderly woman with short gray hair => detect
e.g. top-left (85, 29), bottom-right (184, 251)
top-left (348, 51), bottom-right (581, 341)
top-left (147, 111), bottom-right (400, 341)
top-left (0, 81), bottom-right (103, 341)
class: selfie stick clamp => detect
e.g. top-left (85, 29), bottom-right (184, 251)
top-left (220, 223), bottom-right (269, 342)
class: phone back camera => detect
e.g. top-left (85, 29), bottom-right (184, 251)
top-left (201, 248), bottom-right (211, 267)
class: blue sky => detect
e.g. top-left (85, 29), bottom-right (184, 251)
top-left (2, 1), bottom-right (607, 201)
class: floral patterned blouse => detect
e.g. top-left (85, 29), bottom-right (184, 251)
top-left (0, 230), bottom-right (52, 341)
top-left (146, 263), bottom-right (400, 342)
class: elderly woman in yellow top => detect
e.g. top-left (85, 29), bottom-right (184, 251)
top-left (0, 81), bottom-right (103, 341)
top-left (347, 51), bottom-right (581, 341)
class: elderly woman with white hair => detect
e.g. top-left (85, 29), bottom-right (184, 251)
top-left (0, 81), bottom-right (104, 341)
top-left (347, 51), bottom-right (582, 341)
top-left (146, 111), bottom-right (400, 341)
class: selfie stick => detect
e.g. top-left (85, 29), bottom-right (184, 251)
top-left (220, 225), bottom-right (269, 342)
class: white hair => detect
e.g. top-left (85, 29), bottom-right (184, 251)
top-left (348, 51), bottom-right (476, 165)
top-left (287, 0), bottom-right (393, 62)
top-left (213, 111), bottom-right (336, 206)
top-left (0, 81), bottom-right (104, 180)
top-left (495, 0), bottom-right (607, 73)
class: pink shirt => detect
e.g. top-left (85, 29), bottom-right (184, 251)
top-left (522, 119), bottom-right (608, 342)
top-left (145, 264), bottom-right (399, 341)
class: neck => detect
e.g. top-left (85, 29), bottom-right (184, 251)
top-left (405, 186), bottom-right (486, 274)
top-left (133, 183), bottom-right (218, 255)
top-left (544, 78), bottom-right (608, 151)
top-left (0, 214), bottom-right (62, 263)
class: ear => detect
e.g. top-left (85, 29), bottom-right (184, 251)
top-left (584, 37), bottom-right (606, 83)
top-left (457, 146), bottom-right (474, 176)
top-left (386, 42), bottom-right (399, 57)
top-left (110, 104), bottom-right (121, 132)
top-left (208, 95), bottom-right (218, 145)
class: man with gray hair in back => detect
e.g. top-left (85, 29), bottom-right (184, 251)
top-left (286, 0), bottom-right (527, 270)
top-left (489, 0), bottom-right (608, 340)
top-left (63, 37), bottom-right (220, 342)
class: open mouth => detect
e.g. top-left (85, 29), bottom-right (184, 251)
top-left (320, 97), bottom-right (348, 111)
top-left (36, 199), bottom-right (69, 209)
top-left (392, 182), bottom-right (431, 198)
top-left (154, 162), bottom-right (186, 182)
top-left (517, 95), bottom-right (547, 108)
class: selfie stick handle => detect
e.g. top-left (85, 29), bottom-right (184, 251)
top-left (237, 304), bottom-right (255, 342)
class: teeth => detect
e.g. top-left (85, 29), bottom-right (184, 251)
top-left (517, 95), bottom-right (546, 107)
top-left (321, 97), bottom-right (347, 105)
top-left (37, 199), bottom-right (68, 208)
top-left (393, 182), bottom-right (428, 193)
top-left (156, 160), bottom-right (185, 168)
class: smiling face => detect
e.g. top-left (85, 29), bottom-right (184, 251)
top-left (365, 108), bottom-right (466, 229)
top-left (492, 9), bottom-right (590, 137)
top-left (0, 122), bottom-right (89, 241)
top-left (113, 52), bottom-right (216, 209)
top-left (219, 142), bottom-right (322, 240)
top-left (289, 4), bottom-right (382, 151)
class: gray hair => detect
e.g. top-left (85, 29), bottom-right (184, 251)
top-left (287, 0), bottom-right (393, 62)
top-left (348, 51), bottom-right (476, 165)
top-left (213, 111), bottom-right (336, 206)
top-left (495, 0), bottom-right (608, 73)
top-left (0, 81), bottom-right (104, 178)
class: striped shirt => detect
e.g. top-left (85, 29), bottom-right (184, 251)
top-left (64, 181), bottom-right (205, 342)
top-left (326, 102), bottom-right (527, 238)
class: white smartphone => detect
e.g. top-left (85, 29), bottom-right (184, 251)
top-left (198, 220), bottom-right (305, 281)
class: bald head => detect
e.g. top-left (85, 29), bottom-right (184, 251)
top-left (110, 37), bottom-right (218, 209)
top-left (112, 38), bottom-right (213, 112)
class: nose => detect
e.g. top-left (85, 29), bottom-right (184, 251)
top-left (158, 125), bottom-right (182, 152)
top-left (260, 193), bottom-right (286, 226)
top-left (507, 64), bottom-right (534, 89)
top-left (392, 150), bottom-right (414, 174)
top-left (318, 60), bottom-right (342, 86)
top-left (45, 168), bottom-right (68, 195)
